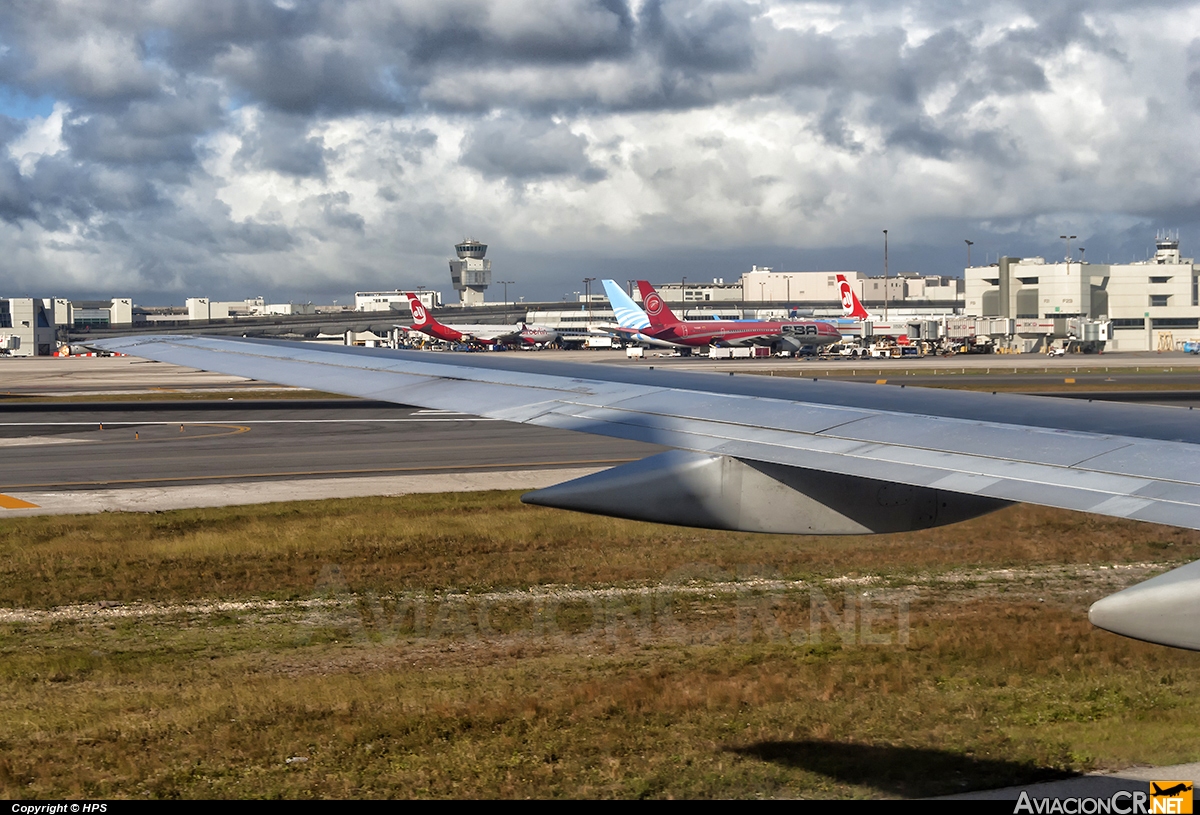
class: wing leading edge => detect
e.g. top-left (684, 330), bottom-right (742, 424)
top-left (91, 334), bottom-right (1200, 531)
top-left (90, 334), bottom-right (1200, 650)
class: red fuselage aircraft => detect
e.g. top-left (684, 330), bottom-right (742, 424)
top-left (405, 293), bottom-right (558, 347)
top-left (631, 281), bottom-right (842, 349)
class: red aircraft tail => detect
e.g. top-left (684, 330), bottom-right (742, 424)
top-left (635, 281), bottom-right (680, 328)
top-left (405, 292), bottom-right (437, 329)
top-left (835, 274), bottom-right (873, 321)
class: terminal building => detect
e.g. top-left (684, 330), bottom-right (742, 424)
top-left (185, 296), bottom-right (315, 320)
top-left (965, 233), bottom-right (1200, 352)
top-left (636, 269), bottom-right (964, 319)
top-left (0, 298), bottom-right (57, 356)
top-left (0, 296), bottom-right (133, 356)
top-left (354, 290), bottom-right (441, 312)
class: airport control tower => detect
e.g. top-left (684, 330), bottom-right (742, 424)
top-left (448, 239), bottom-right (491, 306)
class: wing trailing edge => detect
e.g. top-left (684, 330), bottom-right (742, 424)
top-left (89, 334), bottom-right (1200, 651)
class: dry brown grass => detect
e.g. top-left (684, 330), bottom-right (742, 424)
top-left (1, 493), bottom-right (1198, 798)
top-left (2, 493), bottom-right (1197, 609)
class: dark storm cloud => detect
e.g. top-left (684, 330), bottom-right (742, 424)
top-left (305, 191), bottom-right (366, 234)
top-left (215, 38), bottom-right (405, 116)
top-left (26, 155), bottom-right (164, 220)
top-left (0, 1), bottom-right (1195, 302)
top-left (234, 110), bottom-right (328, 178)
top-left (402, 0), bottom-right (636, 66)
top-left (0, 1), bottom-right (1119, 138)
top-left (62, 84), bottom-right (223, 168)
top-left (461, 116), bottom-right (604, 182)
top-left (0, 159), bottom-right (34, 223)
top-left (1188, 38), bottom-right (1200, 108)
top-left (643, 0), bottom-right (759, 72)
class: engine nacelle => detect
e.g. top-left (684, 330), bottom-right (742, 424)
top-left (523, 450), bottom-right (1008, 535)
top-left (1089, 559), bottom-right (1200, 651)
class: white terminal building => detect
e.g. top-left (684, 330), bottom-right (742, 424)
top-left (631, 268), bottom-right (962, 319)
top-left (185, 296), bottom-right (315, 320)
top-left (354, 290), bottom-right (441, 312)
top-left (965, 233), bottom-right (1200, 352)
top-left (0, 297), bottom-right (131, 356)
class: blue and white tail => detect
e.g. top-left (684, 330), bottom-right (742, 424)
top-left (602, 279), bottom-right (651, 330)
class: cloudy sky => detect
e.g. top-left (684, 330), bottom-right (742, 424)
top-left (1, 0), bottom-right (1199, 305)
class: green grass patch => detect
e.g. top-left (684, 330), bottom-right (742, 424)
top-left (3, 495), bottom-right (1199, 608)
top-left (1, 494), bottom-right (1198, 798)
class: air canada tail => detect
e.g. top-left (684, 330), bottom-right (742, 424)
top-left (836, 274), bottom-right (872, 321)
top-left (635, 281), bottom-right (680, 328)
top-left (404, 292), bottom-right (436, 329)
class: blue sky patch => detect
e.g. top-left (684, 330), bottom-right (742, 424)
top-left (0, 86), bottom-right (56, 119)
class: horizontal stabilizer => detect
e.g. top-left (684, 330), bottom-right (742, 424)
top-left (522, 450), bottom-right (1007, 535)
top-left (1089, 559), bottom-right (1200, 651)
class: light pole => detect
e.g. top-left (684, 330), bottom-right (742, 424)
top-left (1060, 234), bottom-right (1076, 274)
top-left (498, 280), bottom-right (514, 322)
top-left (883, 229), bottom-right (889, 322)
top-left (965, 239), bottom-right (974, 269)
top-left (583, 277), bottom-right (595, 325)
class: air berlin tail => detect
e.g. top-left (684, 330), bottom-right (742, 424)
top-left (635, 281), bottom-right (681, 328)
top-left (404, 292), bottom-right (435, 328)
top-left (835, 275), bottom-right (873, 321)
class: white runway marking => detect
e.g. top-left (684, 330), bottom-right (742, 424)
top-left (0, 418), bottom-right (497, 427)
top-left (0, 467), bottom-right (609, 516)
top-left (0, 436), bottom-right (88, 447)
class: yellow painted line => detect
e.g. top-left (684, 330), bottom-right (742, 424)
top-left (876, 379), bottom-right (888, 385)
top-left (47, 423), bottom-right (251, 448)
top-left (0, 494), bottom-right (39, 509)
top-left (1064, 378), bottom-right (1076, 384)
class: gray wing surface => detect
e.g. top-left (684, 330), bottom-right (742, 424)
top-left (90, 334), bottom-right (1200, 650)
top-left (92, 334), bottom-right (1200, 530)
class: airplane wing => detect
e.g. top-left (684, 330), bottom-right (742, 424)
top-left (89, 334), bottom-right (1200, 651)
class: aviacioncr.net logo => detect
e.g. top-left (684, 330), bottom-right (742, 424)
top-left (1015, 783), bottom-right (1194, 815)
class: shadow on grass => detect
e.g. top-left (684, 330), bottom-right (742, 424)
top-left (730, 740), bottom-right (1078, 798)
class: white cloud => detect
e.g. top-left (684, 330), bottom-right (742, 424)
top-left (8, 102), bottom-right (67, 175)
top-left (0, 1), bottom-right (1199, 301)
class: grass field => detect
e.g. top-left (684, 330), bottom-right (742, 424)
top-left (1, 492), bottom-right (1199, 798)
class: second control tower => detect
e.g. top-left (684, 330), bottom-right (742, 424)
top-left (448, 239), bottom-right (491, 306)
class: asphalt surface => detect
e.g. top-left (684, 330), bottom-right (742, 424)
top-left (0, 400), bottom-right (663, 491)
top-left (3, 378), bottom-right (1197, 494)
